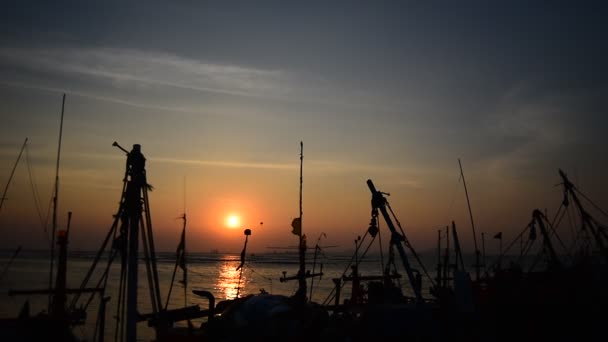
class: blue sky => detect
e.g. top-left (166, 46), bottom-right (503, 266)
top-left (0, 1), bottom-right (607, 253)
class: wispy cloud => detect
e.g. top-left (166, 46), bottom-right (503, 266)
top-left (67, 150), bottom-right (410, 174)
top-left (152, 157), bottom-right (404, 174)
top-left (0, 47), bottom-right (295, 99)
top-left (153, 157), bottom-right (297, 170)
top-left (475, 83), bottom-right (606, 180)
top-left (0, 46), bottom-right (400, 114)
top-left (484, 84), bottom-right (568, 148)
top-left (0, 80), bottom-right (209, 115)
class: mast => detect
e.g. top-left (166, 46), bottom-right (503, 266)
top-left (435, 229), bottom-right (442, 287)
top-left (458, 158), bottom-right (480, 280)
top-left (443, 225), bottom-right (450, 287)
top-left (0, 137), bottom-right (28, 213)
top-left (49, 93), bottom-right (66, 308)
top-left (367, 179), bottom-right (423, 303)
top-left (297, 141), bottom-right (306, 301)
top-left (281, 142), bottom-right (322, 301)
top-left (481, 232), bottom-right (486, 275)
top-left (182, 177), bottom-right (187, 307)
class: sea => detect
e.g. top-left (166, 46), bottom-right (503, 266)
top-left (0, 248), bottom-right (495, 341)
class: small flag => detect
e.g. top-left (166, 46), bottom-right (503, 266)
top-left (176, 227), bottom-right (187, 286)
top-left (494, 232), bottom-right (502, 239)
top-left (291, 217), bottom-right (301, 236)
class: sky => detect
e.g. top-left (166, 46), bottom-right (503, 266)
top-left (0, 1), bottom-right (607, 255)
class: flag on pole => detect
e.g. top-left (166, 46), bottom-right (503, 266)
top-left (291, 217), bottom-right (301, 236)
top-left (236, 244), bottom-right (246, 271)
top-left (493, 232), bottom-right (502, 239)
top-left (176, 227), bottom-right (187, 286)
top-left (236, 230), bottom-right (251, 271)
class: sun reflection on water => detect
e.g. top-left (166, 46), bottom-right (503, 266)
top-left (216, 259), bottom-right (247, 300)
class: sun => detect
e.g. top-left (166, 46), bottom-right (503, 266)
top-left (226, 215), bottom-right (240, 228)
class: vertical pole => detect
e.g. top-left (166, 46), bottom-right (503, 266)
top-left (126, 205), bottom-right (139, 342)
top-left (436, 229), bottom-right (442, 287)
top-left (98, 296), bottom-right (109, 342)
top-left (481, 232), bottom-right (486, 274)
top-left (297, 141), bottom-right (306, 301)
top-left (52, 212), bottom-right (71, 317)
top-left (333, 278), bottom-right (341, 307)
top-left (125, 144), bottom-right (146, 342)
top-left (183, 177), bottom-right (188, 308)
top-left (500, 237), bottom-right (503, 267)
top-left (443, 226), bottom-right (450, 287)
top-left (52, 229), bottom-right (68, 316)
top-left (458, 158), bottom-right (480, 280)
top-left (49, 93), bottom-right (66, 309)
top-left (236, 231), bottom-right (250, 299)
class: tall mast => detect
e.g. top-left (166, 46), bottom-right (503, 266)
top-left (182, 176), bottom-right (187, 307)
top-left (49, 93), bottom-right (66, 308)
top-left (297, 141), bottom-right (306, 301)
top-left (0, 137), bottom-right (28, 213)
top-left (458, 158), bottom-right (480, 280)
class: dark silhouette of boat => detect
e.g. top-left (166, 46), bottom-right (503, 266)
top-left (0, 94), bottom-right (102, 342)
top-left (468, 169), bottom-right (608, 342)
top-left (425, 168), bottom-right (608, 342)
top-left (4, 120), bottom-right (605, 342)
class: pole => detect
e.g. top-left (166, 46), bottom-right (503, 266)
top-left (458, 158), bottom-right (480, 280)
top-left (0, 137), bottom-right (28, 212)
top-left (436, 230), bottom-right (442, 286)
top-left (49, 93), bottom-right (66, 309)
top-left (183, 177), bottom-right (187, 308)
top-left (297, 141), bottom-right (306, 301)
top-left (443, 226), bottom-right (449, 287)
top-left (236, 230), bottom-right (250, 298)
top-left (481, 232), bottom-right (486, 274)
top-left (125, 144), bottom-right (146, 342)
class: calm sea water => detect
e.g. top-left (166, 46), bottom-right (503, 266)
top-left (0, 249), bottom-right (497, 341)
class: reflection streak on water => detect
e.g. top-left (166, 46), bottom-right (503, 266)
top-left (216, 260), bottom-right (246, 300)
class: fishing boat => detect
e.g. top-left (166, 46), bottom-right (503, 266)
top-left (174, 141), bottom-right (331, 342)
top-left (470, 169), bottom-right (608, 342)
top-left (0, 95), bottom-right (104, 341)
top-left (5, 116), bottom-right (604, 342)
top-left (428, 168), bottom-right (608, 342)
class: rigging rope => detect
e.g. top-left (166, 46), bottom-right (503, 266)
top-left (23, 144), bottom-right (53, 253)
top-left (386, 201), bottom-right (436, 288)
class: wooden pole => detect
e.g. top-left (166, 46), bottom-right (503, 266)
top-left (49, 93), bottom-right (66, 309)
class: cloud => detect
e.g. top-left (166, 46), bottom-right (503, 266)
top-left (0, 46), bottom-right (400, 114)
top-left (474, 82), bottom-right (607, 180)
top-left (0, 46), bottom-right (295, 99)
top-left (63, 151), bottom-right (295, 170)
top-left (65, 151), bottom-right (411, 175)
top-left (154, 157), bottom-right (406, 174)
top-left (0, 80), bottom-right (210, 115)
top-left (153, 157), bottom-right (297, 170)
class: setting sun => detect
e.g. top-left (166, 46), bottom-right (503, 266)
top-left (226, 215), bottom-right (240, 228)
